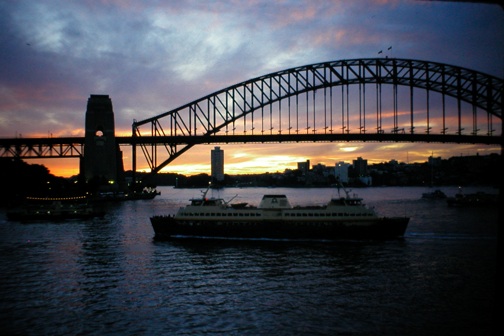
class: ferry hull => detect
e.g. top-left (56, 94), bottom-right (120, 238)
top-left (150, 216), bottom-right (409, 241)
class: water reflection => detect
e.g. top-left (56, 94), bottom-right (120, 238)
top-left (0, 187), bottom-right (497, 335)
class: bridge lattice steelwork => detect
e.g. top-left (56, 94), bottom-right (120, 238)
top-left (0, 137), bottom-right (84, 159)
top-left (1, 58), bottom-right (502, 175)
top-left (132, 58), bottom-right (503, 174)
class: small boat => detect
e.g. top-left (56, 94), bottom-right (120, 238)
top-left (94, 187), bottom-right (160, 201)
top-left (128, 187), bottom-right (161, 200)
top-left (150, 188), bottom-right (409, 241)
top-left (446, 189), bottom-right (499, 207)
top-left (422, 189), bottom-right (447, 199)
top-left (6, 196), bottom-right (105, 221)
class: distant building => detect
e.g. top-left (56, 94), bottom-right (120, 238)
top-left (353, 157), bottom-right (368, 176)
top-left (428, 156), bottom-right (442, 167)
top-left (312, 163), bottom-right (326, 174)
top-left (334, 162), bottom-right (350, 184)
top-left (211, 146), bottom-right (224, 182)
top-left (297, 160), bottom-right (310, 174)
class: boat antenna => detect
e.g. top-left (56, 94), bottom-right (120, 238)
top-left (335, 182), bottom-right (351, 199)
top-left (224, 194), bottom-right (239, 205)
top-left (201, 185), bottom-right (211, 200)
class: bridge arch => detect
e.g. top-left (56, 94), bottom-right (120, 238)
top-left (132, 58), bottom-right (503, 174)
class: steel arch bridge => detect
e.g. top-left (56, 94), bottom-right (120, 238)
top-left (133, 58), bottom-right (502, 174)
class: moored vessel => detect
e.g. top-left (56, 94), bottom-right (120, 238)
top-left (150, 189), bottom-right (409, 241)
top-left (422, 189), bottom-right (447, 199)
top-left (446, 190), bottom-right (498, 207)
top-left (6, 196), bottom-right (105, 221)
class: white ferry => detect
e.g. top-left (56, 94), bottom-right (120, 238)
top-left (150, 189), bottom-right (409, 241)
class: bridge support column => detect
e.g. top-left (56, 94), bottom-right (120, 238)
top-left (82, 94), bottom-right (125, 191)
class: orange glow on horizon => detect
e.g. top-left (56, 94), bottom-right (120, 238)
top-left (30, 142), bottom-right (501, 178)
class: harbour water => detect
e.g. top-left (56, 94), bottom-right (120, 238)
top-left (0, 186), bottom-right (498, 335)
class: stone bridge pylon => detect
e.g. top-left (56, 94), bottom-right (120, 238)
top-left (81, 94), bottom-right (125, 191)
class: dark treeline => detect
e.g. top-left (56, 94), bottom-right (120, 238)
top-left (0, 158), bottom-right (79, 205)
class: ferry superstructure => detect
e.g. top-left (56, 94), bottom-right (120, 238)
top-left (151, 190), bottom-right (409, 241)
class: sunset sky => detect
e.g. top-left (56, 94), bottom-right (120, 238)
top-left (1, 1), bottom-right (503, 177)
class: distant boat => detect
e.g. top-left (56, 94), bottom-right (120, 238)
top-left (128, 188), bottom-right (161, 200)
top-left (150, 188), bottom-right (409, 241)
top-left (446, 189), bottom-right (499, 207)
top-left (6, 196), bottom-right (105, 221)
top-left (422, 189), bottom-right (447, 199)
top-left (94, 187), bottom-right (160, 201)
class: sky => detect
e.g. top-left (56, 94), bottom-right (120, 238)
top-left (1, 0), bottom-right (503, 177)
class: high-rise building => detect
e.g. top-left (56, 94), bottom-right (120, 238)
top-left (211, 146), bottom-right (224, 182)
top-left (352, 157), bottom-right (368, 176)
top-left (297, 160), bottom-right (310, 174)
top-left (334, 162), bottom-right (350, 183)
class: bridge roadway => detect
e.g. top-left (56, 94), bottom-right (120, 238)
top-left (1, 133), bottom-right (501, 159)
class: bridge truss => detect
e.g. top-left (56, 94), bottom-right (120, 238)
top-left (132, 58), bottom-right (503, 174)
top-left (0, 137), bottom-right (84, 159)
